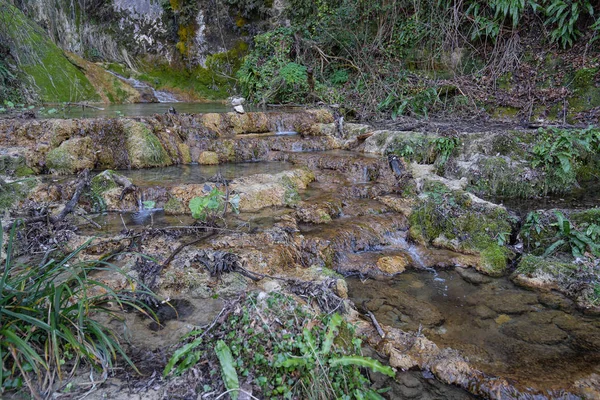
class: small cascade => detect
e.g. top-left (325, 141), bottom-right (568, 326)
top-left (386, 233), bottom-right (427, 269)
top-left (275, 119), bottom-right (298, 135)
top-left (107, 71), bottom-right (179, 103)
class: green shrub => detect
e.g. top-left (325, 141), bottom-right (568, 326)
top-left (0, 222), bottom-right (152, 397)
top-left (164, 292), bottom-right (392, 399)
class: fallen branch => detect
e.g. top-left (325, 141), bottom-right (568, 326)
top-left (366, 311), bottom-right (386, 339)
top-left (54, 169), bottom-right (90, 222)
top-left (162, 231), bottom-right (215, 268)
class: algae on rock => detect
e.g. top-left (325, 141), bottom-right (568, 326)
top-left (0, 0), bottom-right (99, 102)
top-left (409, 183), bottom-right (513, 276)
top-left (124, 121), bottom-right (171, 169)
top-left (45, 137), bottom-right (96, 174)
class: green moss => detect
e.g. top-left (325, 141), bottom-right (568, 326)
top-left (497, 72), bottom-right (512, 91)
top-left (571, 208), bottom-right (600, 226)
top-left (409, 189), bottom-right (512, 273)
top-left (572, 67), bottom-right (598, 90)
top-left (491, 106), bottom-right (520, 119)
top-left (480, 245), bottom-right (508, 276)
top-left (14, 165), bottom-right (34, 177)
top-left (490, 133), bottom-right (527, 157)
top-left (90, 170), bottom-right (118, 196)
top-left (137, 46), bottom-right (248, 100)
top-left (164, 197), bottom-right (185, 215)
top-left (0, 178), bottom-right (37, 210)
top-left (386, 133), bottom-right (437, 163)
top-left (516, 254), bottom-right (575, 276)
top-left (124, 121), bottom-right (171, 168)
top-left (105, 63), bottom-right (132, 78)
top-left (467, 157), bottom-right (541, 199)
top-left (45, 147), bottom-right (72, 174)
top-left (0, 153), bottom-right (31, 177)
top-left (0, 1), bottom-right (99, 102)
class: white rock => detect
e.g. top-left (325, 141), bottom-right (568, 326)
top-left (231, 97), bottom-right (245, 106)
top-left (234, 104), bottom-right (245, 114)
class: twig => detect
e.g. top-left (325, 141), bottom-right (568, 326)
top-left (214, 389), bottom-right (260, 400)
top-left (161, 231), bottom-right (214, 268)
top-left (366, 311), bottom-right (386, 339)
top-left (120, 214), bottom-right (128, 231)
top-left (78, 213), bottom-right (101, 229)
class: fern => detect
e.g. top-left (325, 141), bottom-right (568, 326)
top-left (216, 340), bottom-right (240, 400)
top-left (329, 356), bottom-right (395, 377)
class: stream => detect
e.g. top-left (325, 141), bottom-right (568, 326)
top-left (9, 108), bottom-right (599, 398)
top-left (77, 157), bottom-right (600, 398)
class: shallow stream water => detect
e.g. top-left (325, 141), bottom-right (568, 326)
top-left (70, 157), bottom-right (600, 397)
top-left (348, 269), bottom-right (600, 395)
top-left (39, 102), bottom-right (297, 119)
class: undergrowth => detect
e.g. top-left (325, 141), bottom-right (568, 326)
top-left (238, 0), bottom-right (600, 118)
top-left (164, 292), bottom-right (393, 399)
top-left (0, 222), bottom-right (152, 398)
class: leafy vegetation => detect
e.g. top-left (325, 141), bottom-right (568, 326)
top-left (164, 292), bottom-right (392, 399)
top-left (543, 211), bottom-right (600, 258)
top-left (236, 0), bottom-right (600, 118)
top-left (521, 210), bottom-right (600, 259)
top-left (0, 222), bottom-right (151, 397)
top-left (189, 188), bottom-right (240, 223)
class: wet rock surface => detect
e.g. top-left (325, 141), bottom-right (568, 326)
top-left (348, 269), bottom-right (600, 396)
top-left (4, 113), bottom-right (600, 399)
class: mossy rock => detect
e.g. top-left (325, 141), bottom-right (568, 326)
top-left (178, 143), bottom-right (192, 164)
top-left (409, 189), bottom-right (513, 275)
top-left (516, 254), bottom-right (575, 276)
top-left (46, 137), bottom-right (96, 175)
top-left (386, 133), bottom-right (437, 163)
top-left (0, 150), bottom-right (32, 177)
top-left (571, 208), bottom-right (600, 226)
top-left (198, 151), bottom-right (220, 165)
top-left (0, 178), bottom-right (38, 211)
top-left (90, 170), bottom-right (119, 196)
top-left (0, 1), bottom-right (99, 102)
top-left (164, 197), bottom-right (186, 215)
top-left (124, 121), bottom-right (171, 168)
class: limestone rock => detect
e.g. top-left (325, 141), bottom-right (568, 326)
top-left (376, 256), bottom-right (409, 275)
top-left (124, 121), bottom-right (170, 168)
top-left (45, 137), bottom-right (96, 174)
top-left (334, 279), bottom-right (348, 299)
top-left (198, 151), bottom-right (220, 165)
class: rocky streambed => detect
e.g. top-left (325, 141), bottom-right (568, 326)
top-left (1, 110), bottom-right (599, 399)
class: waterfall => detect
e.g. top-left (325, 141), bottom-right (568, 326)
top-left (107, 71), bottom-right (179, 103)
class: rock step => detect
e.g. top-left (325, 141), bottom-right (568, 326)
top-left (193, 134), bottom-right (341, 164)
top-left (0, 110), bottom-right (334, 174)
top-left (268, 150), bottom-right (405, 186)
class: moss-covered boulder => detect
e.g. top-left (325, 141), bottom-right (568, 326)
top-left (89, 170), bottom-right (138, 211)
top-left (0, 0), bottom-right (99, 102)
top-left (409, 183), bottom-right (513, 276)
top-left (124, 121), bottom-right (171, 169)
top-left (0, 177), bottom-right (38, 211)
top-left (198, 151), bottom-right (220, 165)
top-left (0, 148), bottom-right (33, 177)
top-left (45, 137), bottom-right (96, 174)
top-left (164, 197), bottom-right (186, 215)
